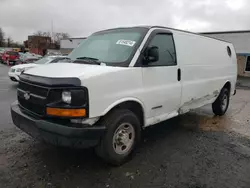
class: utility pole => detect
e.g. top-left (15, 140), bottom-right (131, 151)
top-left (51, 20), bottom-right (54, 43)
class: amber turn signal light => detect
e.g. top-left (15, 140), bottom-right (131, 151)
top-left (46, 107), bottom-right (86, 117)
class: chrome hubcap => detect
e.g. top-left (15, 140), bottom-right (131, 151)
top-left (113, 123), bottom-right (135, 155)
top-left (221, 94), bottom-right (228, 111)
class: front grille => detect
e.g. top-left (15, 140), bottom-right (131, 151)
top-left (11, 68), bottom-right (15, 72)
top-left (18, 81), bottom-right (49, 97)
top-left (18, 81), bottom-right (49, 116)
top-left (18, 97), bottom-right (45, 115)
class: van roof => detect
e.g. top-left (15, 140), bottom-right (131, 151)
top-left (97, 26), bottom-right (231, 44)
top-left (200, 30), bottom-right (250, 35)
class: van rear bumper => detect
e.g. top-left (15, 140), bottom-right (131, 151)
top-left (11, 102), bottom-right (106, 148)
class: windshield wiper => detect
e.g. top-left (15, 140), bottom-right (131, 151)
top-left (74, 56), bottom-right (101, 65)
top-left (76, 56), bottom-right (99, 61)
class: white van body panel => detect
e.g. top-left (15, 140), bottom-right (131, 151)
top-left (141, 65), bottom-right (181, 126)
top-left (171, 30), bottom-right (237, 113)
top-left (26, 63), bottom-right (146, 119)
top-left (130, 27), bottom-right (236, 119)
top-left (82, 67), bottom-right (144, 118)
top-left (23, 27), bottom-right (237, 127)
top-left (25, 63), bottom-right (125, 79)
top-left (26, 62), bottom-right (181, 126)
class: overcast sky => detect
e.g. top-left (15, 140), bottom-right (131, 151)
top-left (0, 0), bottom-right (248, 42)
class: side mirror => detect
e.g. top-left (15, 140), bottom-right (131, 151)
top-left (144, 46), bottom-right (159, 64)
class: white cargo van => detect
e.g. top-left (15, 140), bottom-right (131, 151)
top-left (11, 26), bottom-right (237, 165)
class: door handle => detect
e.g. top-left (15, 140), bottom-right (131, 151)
top-left (177, 68), bottom-right (181, 81)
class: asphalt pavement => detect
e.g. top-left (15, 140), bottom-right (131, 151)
top-left (0, 64), bottom-right (17, 130)
top-left (1, 63), bottom-right (250, 188)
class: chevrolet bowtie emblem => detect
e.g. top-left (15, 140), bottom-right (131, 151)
top-left (24, 92), bottom-right (30, 100)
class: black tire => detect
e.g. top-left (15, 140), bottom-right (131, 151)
top-left (212, 87), bottom-right (230, 116)
top-left (95, 109), bottom-right (141, 166)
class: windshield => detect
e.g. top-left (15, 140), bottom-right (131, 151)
top-left (68, 28), bottom-right (147, 66)
top-left (34, 57), bottom-right (52, 64)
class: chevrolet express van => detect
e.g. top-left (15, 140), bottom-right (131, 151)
top-left (11, 26), bottom-right (237, 165)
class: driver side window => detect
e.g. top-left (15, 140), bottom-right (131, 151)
top-left (147, 34), bottom-right (176, 66)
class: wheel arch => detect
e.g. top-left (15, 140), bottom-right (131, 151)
top-left (223, 80), bottom-right (231, 94)
top-left (101, 98), bottom-right (145, 128)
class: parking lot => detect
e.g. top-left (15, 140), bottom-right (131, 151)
top-left (0, 64), bottom-right (17, 130)
top-left (1, 63), bottom-right (250, 188)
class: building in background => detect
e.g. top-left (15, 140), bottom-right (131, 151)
top-left (24, 35), bottom-right (54, 55)
top-left (201, 30), bottom-right (250, 77)
top-left (60, 37), bottom-right (86, 55)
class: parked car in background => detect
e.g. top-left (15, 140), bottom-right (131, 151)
top-left (16, 57), bottom-right (39, 65)
top-left (19, 53), bottom-right (42, 61)
top-left (2, 51), bottom-right (19, 65)
top-left (8, 55), bottom-right (70, 82)
top-left (17, 52), bottom-right (41, 64)
top-left (33, 53), bottom-right (43, 59)
top-left (46, 50), bottom-right (62, 56)
top-left (27, 52), bottom-right (42, 59)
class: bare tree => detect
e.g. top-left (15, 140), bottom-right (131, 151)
top-left (54, 32), bottom-right (70, 44)
top-left (11, 42), bottom-right (23, 48)
top-left (0, 28), bottom-right (25, 48)
top-left (54, 32), bottom-right (70, 49)
top-left (33, 31), bottom-right (43, 36)
top-left (33, 31), bottom-right (51, 37)
top-left (7, 37), bottom-right (13, 47)
top-left (0, 28), bottom-right (5, 47)
top-left (34, 30), bottom-right (70, 49)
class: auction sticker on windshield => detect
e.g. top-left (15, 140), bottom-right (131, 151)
top-left (116, 40), bottom-right (136, 47)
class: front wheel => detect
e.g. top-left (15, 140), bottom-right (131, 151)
top-left (212, 87), bottom-right (230, 116)
top-left (95, 109), bottom-right (141, 166)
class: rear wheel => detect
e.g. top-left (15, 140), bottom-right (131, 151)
top-left (95, 109), bottom-right (141, 166)
top-left (212, 87), bottom-right (230, 116)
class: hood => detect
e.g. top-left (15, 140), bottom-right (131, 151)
top-left (12, 63), bottom-right (37, 69)
top-left (24, 63), bottom-right (127, 79)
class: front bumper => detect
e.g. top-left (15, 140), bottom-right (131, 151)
top-left (11, 102), bottom-right (106, 148)
top-left (8, 72), bottom-right (20, 81)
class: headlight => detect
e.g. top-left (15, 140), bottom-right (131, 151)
top-left (16, 68), bottom-right (24, 72)
top-left (17, 68), bottom-right (29, 72)
top-left (17, 67), bottom-right (31, 73)
top-left (48, 89), bottom-right (87, 106)
top-left (62, 91), bottom-right (71, 104)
